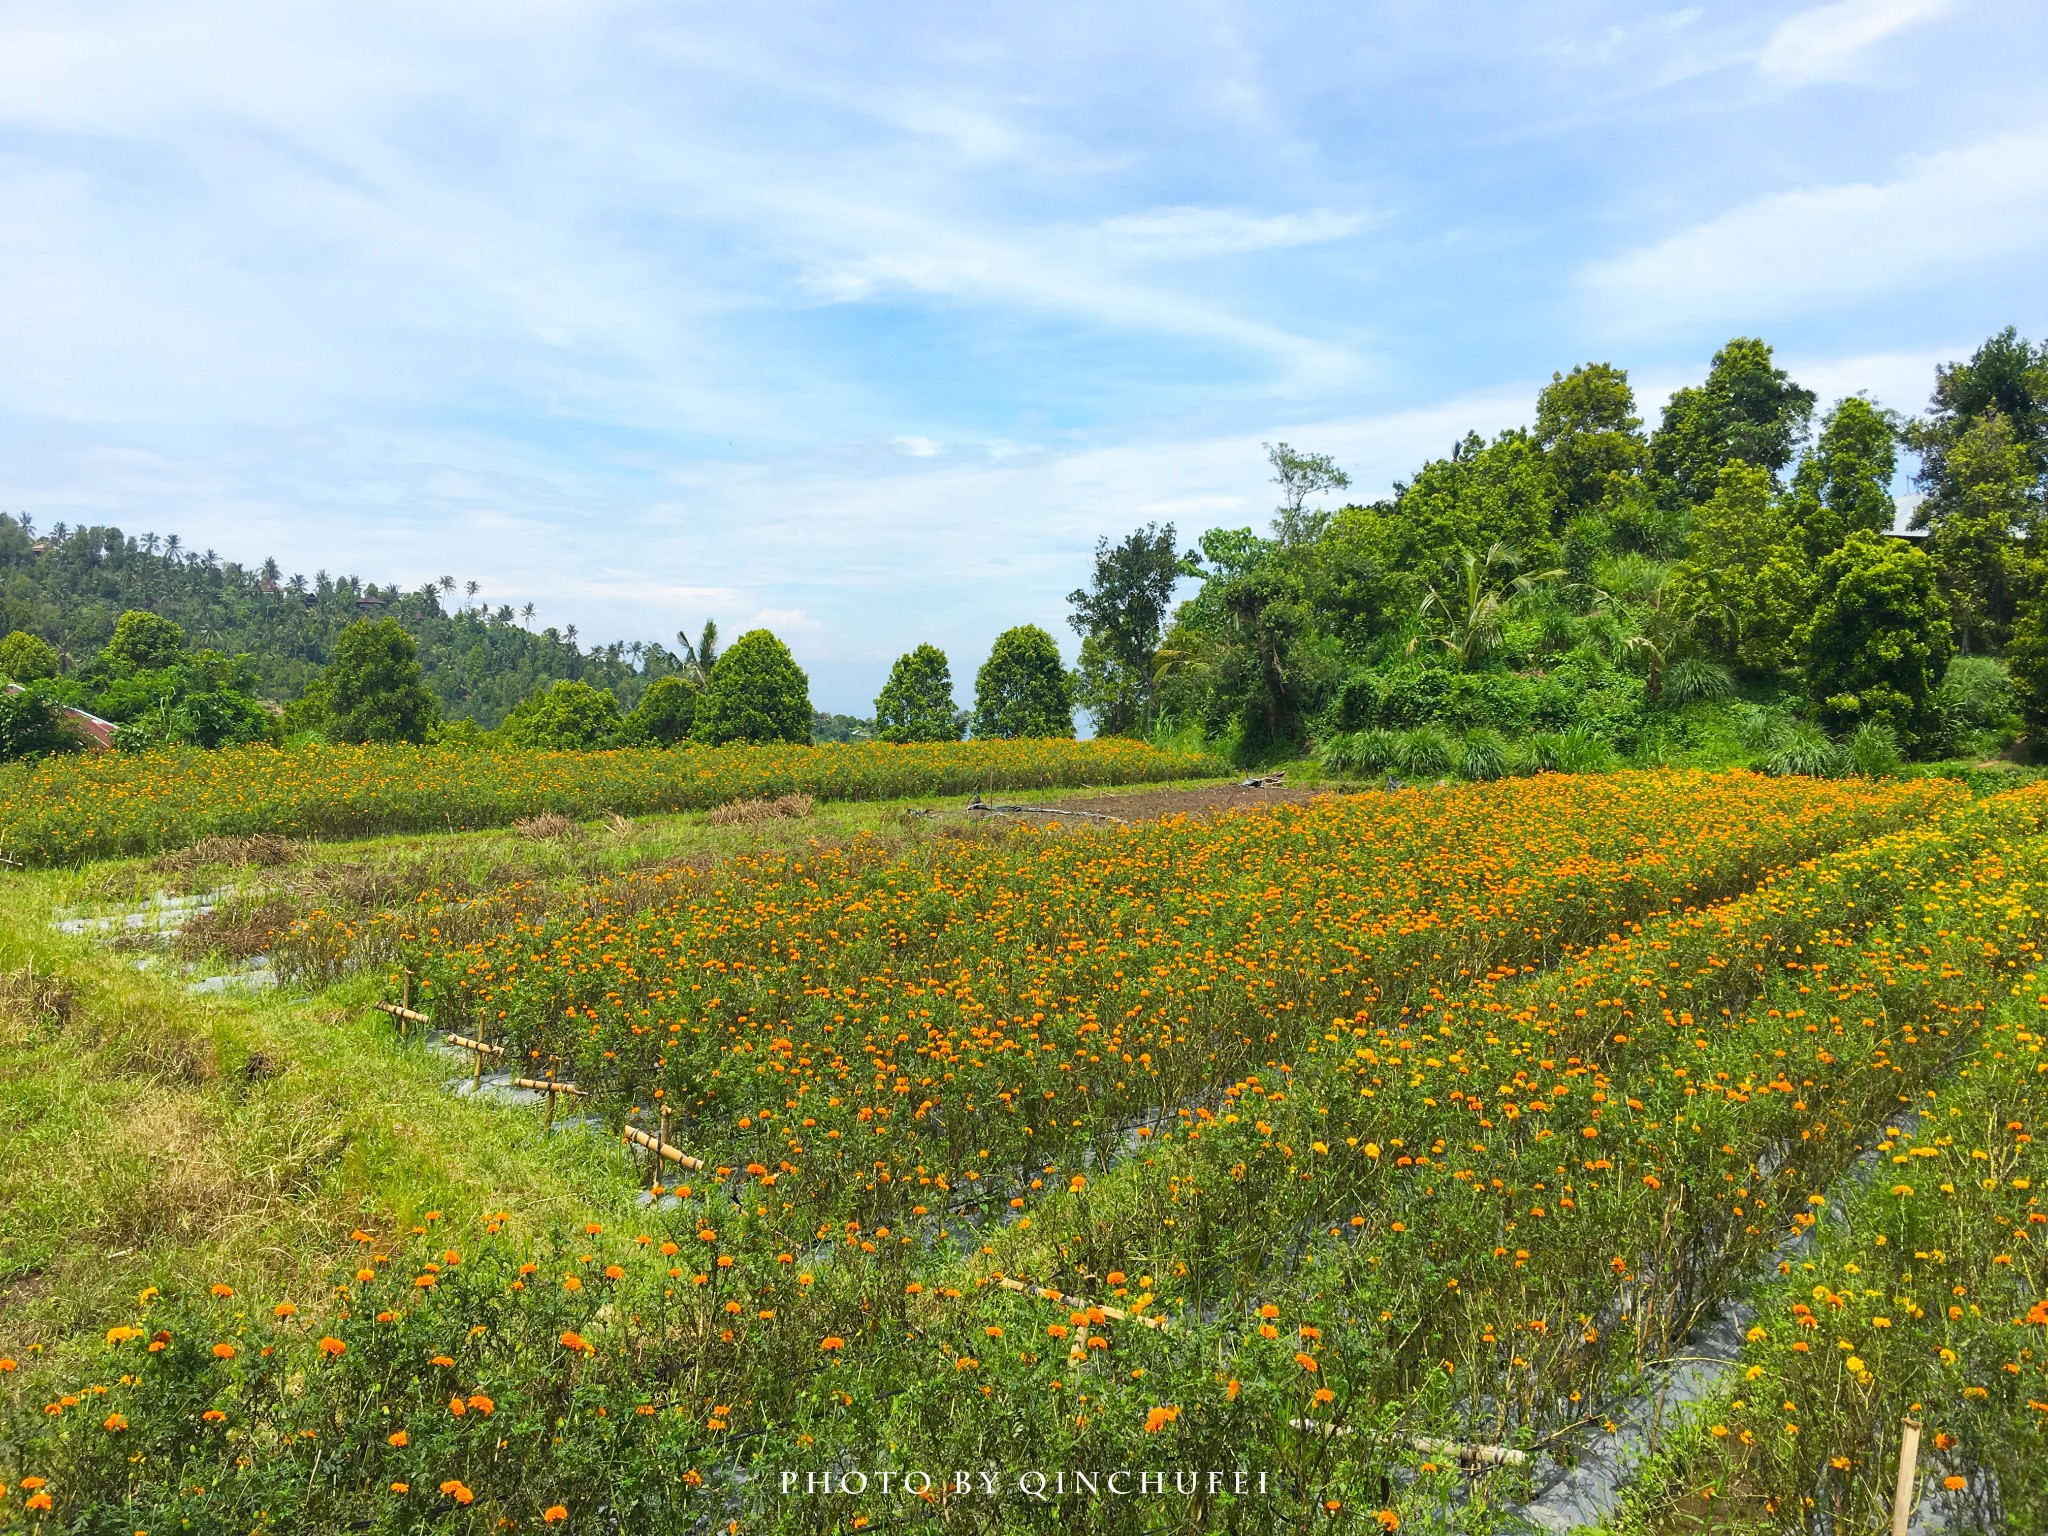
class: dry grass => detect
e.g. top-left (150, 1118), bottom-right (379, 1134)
top-left (705, 793), bottom-right (814, 827)
top-left (512, 811), bottom-right (580, 841)
top-left (153, 833), bottom-right (304, 873)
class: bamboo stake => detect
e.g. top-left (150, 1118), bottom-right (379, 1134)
top-left (655, 1104), bottom-right (672, 1197)
top-left (444, 1033), bottom-right (505, 1058)
top-left (1891, 1417), bottom-right (1922, 1536)
top-left (621, 1123), bottom-right (706, 1171)
top-left (1287, 1420), bottom-right (1530, 1469)
top-left (374, 1001), bottom-right (431, 1027)
top-left (996, 1276), bottom-right (1169, 1331)
top-left (511, 1077), bottom-right (585, 1098)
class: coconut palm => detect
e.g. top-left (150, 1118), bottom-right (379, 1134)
top-left (1408, 542), bottom-right (1563, 670)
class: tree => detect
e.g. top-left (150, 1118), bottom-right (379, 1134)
top-left (1908, 327), bottom-right (2048, 510)
top-left (1668, 464), bottom-right (1811, 674)
top-left (100, 610), bottom-right (188, 672)
top-left (1408, 542), bottom-right (1562, 670)
top-left (972, 626), bottom-right (1074, 739)
top-left (0, 631), bottom-right (60, 682)
top-left (692, 629), bottom-right (811, 745)
top-left (618, 675), bottom-right (698, 746)
top-left (1534, 362), bottom-right (1648, 515)
top-left (1782, 395), bottom-right (1900, 562)
top-left (0, 685), bottom-right (83, 762)
top-left (1265, 443), bottom-right (1350, 545)
top-left (1651, 337), bottom-right (1816, 505)
top-left (1920, 409), bottom-right (2040, 653)
top-left (1802, 531), bottom-right (1952, 753)
top-left (2006, 585), bottom-right (2048, 750)
top-left (1066, 524), bottom-right (1194, 735)
top-left (676, 621), bottom-right (720, 688)
top-left (500, 679), bottom-right (623, 750)
top-left (1383, 431), bottom-right (1561, 577)
top-left (320, 618), bottom-right (441, 744)
top-left (874, 644), bottom-right (963, 742)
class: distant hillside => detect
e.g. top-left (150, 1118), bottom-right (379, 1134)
top-left (0, 515), bottom-right (666, 726)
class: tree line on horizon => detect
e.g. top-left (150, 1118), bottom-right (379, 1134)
top-left (1, 325), bottom-right (2044, 769)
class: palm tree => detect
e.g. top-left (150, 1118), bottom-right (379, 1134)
top-left (141, 532), bottom-right (159, 556)
top-left (521, 602), bottom-right (537, 629)
top-left (676, 620), bottom-right (719, 686)
top-left (439, 575), bottom-right (457, 596)
top-left (1409, 542), bottom-right (1563, 671)
top-left (164, 534), bottom-right (181, 561)
top-left (465, 580), bottom-right (480, 609)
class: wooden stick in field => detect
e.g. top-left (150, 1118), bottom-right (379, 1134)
top-left (1891, 1417), bottom-right (1922, 1536)
top-left (995, 1276), bottom-right (1169, 1331)
top-left (1287, 1420), bottom-right (1530, 1469)
top-left (621, 1123), bottom-right (706, 1172)
top-left (374, 1000), bottom-right (431, 1029)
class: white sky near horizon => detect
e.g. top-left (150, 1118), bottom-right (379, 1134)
top-left (0, 0), bottom-right (2041, 711)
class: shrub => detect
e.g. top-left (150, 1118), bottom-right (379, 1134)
top-left (619, 676), bottom-right (698, 747)
top-left (1935, 654), bottom-right (2015, 734)
top-left (0, 630), bottom-right (59, 683)
top-left (1764, 722), bottom-right (1851, 778)
top-left (1396, 726), bottom-right (1453, 777)
top-left (500, 680), bottom-right (624, 750)
top-left (972, 626), bottom-right (1073, 740)
top-left (1457, 729), bottom-right (1506, 781)
top-left (1529, 725), bottom-right (1614, 775)
top-left (693, 630), bottom-right (813, 746)
top-left (1663, 656), bottom-right (1734, 704)
top-left (1803, 530), bottom-right (1951, 753)
top-left (1846, 719), bottom-right (1903, 777)
top-left (0, 685), bottom-right (84, 763)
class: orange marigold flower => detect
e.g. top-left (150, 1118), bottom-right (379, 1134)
top-left (212, 1343), bottom-right (236, 1360)
top-left (389, 1431), bottom-right (409, 1447)
top-left (317, 1337), bottom-right (347, 1359)
top-left (544, 1508), bottom-right (569, 1524)
top-left (440, 1479), bottom-right (474, 1504)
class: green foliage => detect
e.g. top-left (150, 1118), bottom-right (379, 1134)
top-left (1650, 336), bottom-right (1817, 505)
top-left (99, 609), bottom-right (188, 672)
top-left (1383, 430), bottom-right (1560, 576)
top-left (499, 679), bottom-right (624, 750)
top-left (1456, 728), bottom-right (1507, 780)
top-left (0, 684), bottom-right (84, 762)
top-left (810, 711), bottom-right (874, 743)
top-left (617, 676), bottom-right (698, 747)
top-left (1066, 524), bottom-right (1195, 736)
top-left (873, 643), bottom-right (963, 743)
top-left (0, 630), bottom-right (59, 682)
top-left (1395, 725), bottom-right (1452, 777)
top-left (1764, 721), bottom-right (1851, 778)
top-left (1845, 719), bottom-right (1903, 777)
top-left (1803, 530), bottom-right (1952, 752)
top-left (319, 618), bottom-right (440, 745)
top-left (972, 625), bottom-right (1074, 740)
top-left (1937, 654), bottom-right (2017, 734)
top-left (1922, 409), bottom-right (2038, 651)
top-left (0, 516), bottom-right (660, 727)
top-left (1662, 656), bottom-right (1733, 704)
top-left (692, 629), bottom-right (812, 746)
top-left (2006, 588), bottom-right (2048, 749)
top-left (1669, 462), bottom-right (1812, 673)
top-left (1782, 395), bottom-right (1899, 561)
top-left (1528, 724), bottom-right (1615, 774)
top-left (1533, 361), bottom-right (1648, 515)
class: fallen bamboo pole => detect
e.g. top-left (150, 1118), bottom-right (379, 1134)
top-left (444, 1032), bottom-right (506, 1059)
top-left (1891, 1417), bottom-right (1921, 1536)
top-left (375, 1001), bottom-right (431, 1026)
top-left (1288, 1419), bottom-right (1530, 1469)
top-left (511, 1077), bottom-right (585, 1097)
top-left (996, 1276), bottom-right (1169, 1331)
top-left (621, 1123), bottom-right (706, 1171)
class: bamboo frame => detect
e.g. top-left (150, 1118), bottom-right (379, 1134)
top-left (621, 1123), bottom-right (706, 1171)
top-left (1287, 1419), bottom-right (1530, 1469)
top-left (444, 1033), bottom-right (506, 1059)
top-left (996, 1276), bottom-right (1169, 1331)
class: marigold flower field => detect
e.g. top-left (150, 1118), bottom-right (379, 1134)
top-left (0, 737), bottom-right (1216, 865)
top-left (7, 769), bottom-right (2048, 1533)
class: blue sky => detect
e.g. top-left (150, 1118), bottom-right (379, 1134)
top-left (1, 0), bottom-right (2043, 712)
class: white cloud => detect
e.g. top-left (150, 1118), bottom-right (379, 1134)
top-left (1758, 0), bottom-right (1953, 85)
top-left (891, 435), bottom-right (943, 458)
top-left (1583, 127), bottom-right (2048, 329)
top-left (1094, 206), bottom-right (1368, 262)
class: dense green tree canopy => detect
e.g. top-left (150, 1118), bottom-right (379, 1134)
top-left (618, 675), bottom-right (698, 746)
top-left (1802, 531), bottom-right (1951, 751)
top-left (500, 679), bottom-right (624, 750)
top-left (874, 644), bottom-right (962, 743)
top-left (319, 618), bottom-right (441, 744)
top-left (0, 685), bottom-right (83, 763)
top-left (101, 609), bottom-right (188, 672)
top-left (1534, 362), bottom-right (1648, 515)
top-left (1651, 337), bottom-right (1817, 505)
top-left (0, 630), bottom-right (59, 682)
top-left (1066, 524), bottom-right (1192, 736)
top-left (972, 626), bottom-right (1074, 740)
top-left (692, 630), bottom-right (811, 746)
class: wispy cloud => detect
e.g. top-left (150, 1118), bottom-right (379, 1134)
top-left (1758, 0), bottom-right (1954, 84)
top-left (1582, 126), bottom-right (2048, 329)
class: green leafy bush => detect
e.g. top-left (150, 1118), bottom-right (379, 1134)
top-left (693, 630), bottom-right (812, 746)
